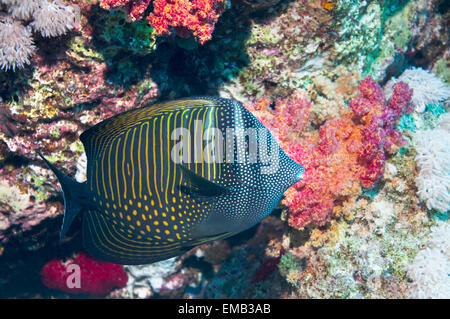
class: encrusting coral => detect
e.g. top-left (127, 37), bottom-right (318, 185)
top-left (0, 0), bottom-right (80, 71)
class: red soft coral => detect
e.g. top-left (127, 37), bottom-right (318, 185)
top-left (100, 0), bottom-right (228, 44)
top-left (245, 77), bottom-right (413, 229)
top-left (147, 0), bottom-right (228, 44)
top-left (41, 252), bottom-right (128, 296)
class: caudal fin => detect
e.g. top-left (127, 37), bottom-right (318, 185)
top-left (37, 152), bottom-right (88, 241)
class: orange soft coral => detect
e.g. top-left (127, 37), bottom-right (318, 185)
top-left (246, 77), bottom-right (413, 229)
top-left (147, 0), bottom-right (228, 44)
top-left (100, 0), bottom-right (228, 44)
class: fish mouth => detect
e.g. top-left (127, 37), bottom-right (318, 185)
top-left (296, 165), bottom-right (305, 181)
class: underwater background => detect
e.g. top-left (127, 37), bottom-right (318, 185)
top-left (0, 0), bottom-right (448, 298)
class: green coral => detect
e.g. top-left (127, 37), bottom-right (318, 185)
top-left (398, 104), bottom-right (447, 133)
top-left (425, 103), bottom-right (447, 121)
top-left (332, 0), bottom-right (416, 81)
top-left (433, 56), bottom-right (450, 83)
top-left (370, 0), bottom-right (415, 80)
top-left (333, 1), bottom-right (383, 75)
top-left (98, 10), bottom-right (157, 58)
top-left (397, 113), bottom-right (416, 132)
top-left (68, 36), bottom-right (105, 63)
top-left (380, 226), bottom-right (423, 278)
top-left (278, 252), bottom-right (303, 280)
top-left (69, 140), bottom-right (85, 154)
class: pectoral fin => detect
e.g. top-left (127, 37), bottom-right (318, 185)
top-left (178, 164), bottom-right (232, 198)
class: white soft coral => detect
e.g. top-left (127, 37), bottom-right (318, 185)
top-left (0, 0), bottom-right (79, 70)
top-left (0, 16), bottom-right (35, 71)
top-left (406, 222), bottom-right (450, 299)
top-left (31, 0), bottom-right (79, 37)
top-left (414, 113), bottom-right (450, 213)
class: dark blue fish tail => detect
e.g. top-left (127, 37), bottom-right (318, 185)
top-left (37, 152), bottom-right (90, 241)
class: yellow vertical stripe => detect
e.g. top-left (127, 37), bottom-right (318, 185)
top-left (187, 109), bottom-right (195, 170)
top-left (153, 117), bottom-right (162, 208)
top-left (207, 107), bottom-right (214, 180)
top-left (201, 108), bottom-right (208, 178)
top-left (101, 146), bottom-right (108, 199)
top-left (95, 161), bottom-right (100, 196)
top-left (165, 112), bottom-right (173, 204)
top-left (215, 106), bottom-right (221, 177)
top-left (171, 111), bottom-right (180, 195)
top-left (92, 133), bottom-right (102, 159)
top-left (122, 129), bottom-right (130, 199)
top-left (144, 122), bottom-right (152, 197)
top-left (194, 108), bottom-right (203, 174)
top-left (90, 156), bottom-right (94, 192)
top-left (138, 124), bottom-right (144, 199)
top-left (130, 127), bottom-right (137, 200)
top-left (115, 137), bottom-right (122, 208)
top-left (107, 139), bottom-right (115, 202)
top-left (160, 115), bottom-right (165, 193)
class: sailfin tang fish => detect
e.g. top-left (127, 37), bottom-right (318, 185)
top-left (40, 97), bottom-right (304, 265)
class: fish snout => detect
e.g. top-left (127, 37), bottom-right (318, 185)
top-left (295, 165), bottom-right (305, 181)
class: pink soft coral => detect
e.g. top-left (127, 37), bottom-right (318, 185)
top-left (41, 252), bottom-right (128, 296)
top-left (148, 0), bottom-right (228, 44)
top-left (100, 0), bottom-right (228, 44)
top-left (246, 77), bottom-right (413, 229)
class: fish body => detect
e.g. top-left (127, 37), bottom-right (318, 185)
top-left (40, 97), bottom-right (304, 265)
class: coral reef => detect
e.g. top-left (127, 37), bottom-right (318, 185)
top-left (124, 257), bottom-right (180, 298)
top-left (0, 0), bottom-right (448, 300)
top-left (41, 252), bottom-right (128, 296)
top-left (0, 0), bottom-right (80, 71)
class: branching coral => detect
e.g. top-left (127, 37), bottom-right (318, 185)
top-left (0, 0), bottom-right (79, 71)
top-left (100, 0), bottom-right (229, 44)
top-left (245, 90), bottom-right (312, 150)
top-left (246, 77), bottom-right (413, 229)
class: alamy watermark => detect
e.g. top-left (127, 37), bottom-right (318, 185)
top-left (66, 264), bottom-right (81, 289)
top-left (170, 120), bottom-right (280, 174)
